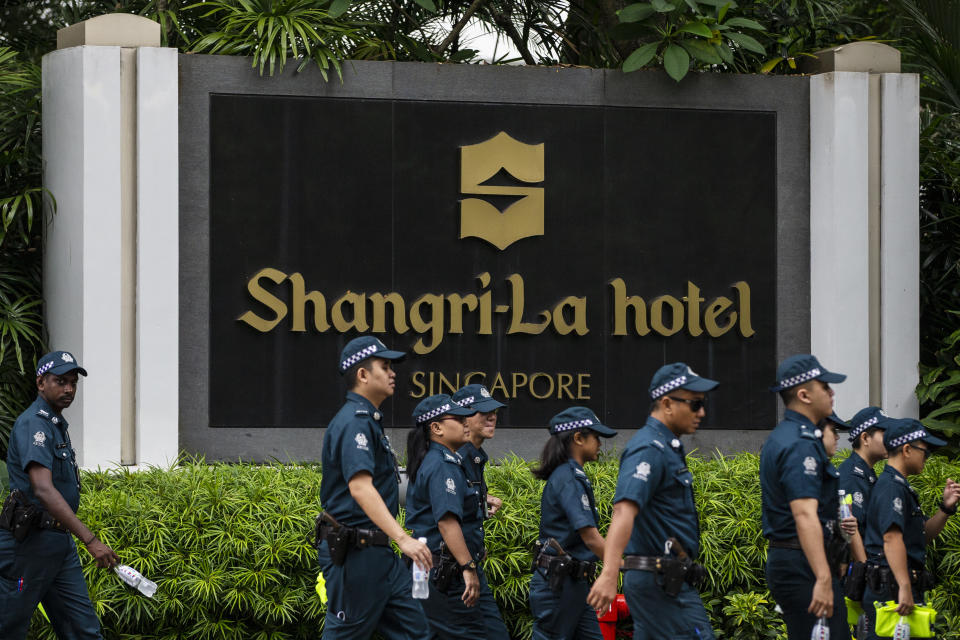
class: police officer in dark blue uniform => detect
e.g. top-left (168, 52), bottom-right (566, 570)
top-left (0, 351), bottom-right (119, 639)
top-left (861, 419), bottom-right (959, 639)
top-left (405, 394), bottom-right (485, 639)
top-left (530, 407), bottom-right (616, 640)
top-left (318, 336), bottom-right (432, 639)
top-left (840, 407), bottom-right (892, 541)
top-left (760, 354), bottom-right (849, 639)
top-left (451, 383), bottom-right (509, 640)
top-left (588, 362), bottom-right (718, 640)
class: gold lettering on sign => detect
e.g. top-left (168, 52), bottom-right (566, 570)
top-left (460, 132), bottom-right (545, 250)
top-left (238, 268), bottom-right (287, 332)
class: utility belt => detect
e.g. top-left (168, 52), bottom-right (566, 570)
top-left (0, 491), bottom-right (68, 542)
top-left (768, 530), bottom-right (850, 578)
top-left (621, 554), bottom-right (707, 597)
top-left (865, 563), bottom-right (936, 597)
top-left (430, 545), bottom-right (487, 593)
top-left (534, 552), bottom-right (598, 590)
top-left (311, 512), bottom-right (390, 566)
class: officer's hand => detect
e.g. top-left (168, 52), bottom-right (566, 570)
top-left (840, 515), bottom-right (859, 538)
top-left (486, 495), bottom-right (503, 516)
top-left (942, 478), bottom-right (960, 510)
top-left (86, 538), bottom-right (119, 569)
top-left (807, 576), bottom-right (833, 618)
top-left (398, 535), bottom-right (433, 571)
top-left (586, 570), bottom-right (617, 613)
top-left (896, 583), bottom-right (915, 616)
top-left (461, 568), bottom-right (479, 606)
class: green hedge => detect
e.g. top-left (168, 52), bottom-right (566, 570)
top-left (24, 452), bottom-right (960, 639)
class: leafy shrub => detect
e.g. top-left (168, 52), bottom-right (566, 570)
top-left (24, 452), bottom-right (960, 639)
top-left (918, 318), bottom-right (960, 447)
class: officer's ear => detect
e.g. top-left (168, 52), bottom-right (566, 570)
top-left (794, 382), bottom-right (815, 405)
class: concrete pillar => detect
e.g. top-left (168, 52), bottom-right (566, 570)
top-left (42, 14), bottom-right (179, 468)
top-left (809, 42), bottom-right (919, 419)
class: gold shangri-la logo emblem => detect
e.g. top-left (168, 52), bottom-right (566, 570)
top-left (459, 132), bottom-right (544, 250)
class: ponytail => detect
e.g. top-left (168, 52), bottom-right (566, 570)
top-left (531, 431), bottom-right (577, 480)
top-left (406, 422), bottom-right (432, 481)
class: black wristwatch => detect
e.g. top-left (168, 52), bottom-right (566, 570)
top-left (459, 560), bottom-right (477, 572)
top-left (940, 501), bottom-right (957, 516)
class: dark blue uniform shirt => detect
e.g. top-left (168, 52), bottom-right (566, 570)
top-left (614, 417), bottom-right (700, 559)
top-left (406, 442), bottom-right (484, 559)
top-left (320, 392), bottom-right (400, 528)
top-left (6, 396), bottom-right (80, 512)
top-left (864, 465), bottom-right (927, 570)
top-left (760, 409), bottom-right (840, 539)
top-left (458, 441), bottom-right (488, 545)
top-left (538, 459), bottom-right (599, 561)
top-left (838, 451), bottom-right (877, 537)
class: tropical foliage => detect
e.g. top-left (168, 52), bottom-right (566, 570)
top-left (22, 453), bottom-right (960, 639)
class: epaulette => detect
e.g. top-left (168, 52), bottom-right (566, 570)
top-left (853, 466), bottom-right (865, 476)
top-left (37, 408), bottom-right (50, 419)
top-left (574, 467), bottom-right (586, 477)
top-left (355, 409), bottom-right (369, 416)
top-left (651, 439), bottom-right (665, 450)
top-left (893, 474), bottom-right (906, 484)
top-left (443, 452), bottom-right (461, 465)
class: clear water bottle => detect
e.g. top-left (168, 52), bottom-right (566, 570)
top-left (838, 490), bottom-right (852, 542)
top-left (811, 616), bottom-right (830, 640)
top-left (855, 613), bottom-right (869, 640)
top-left (893, 617), bottom-right (911, 640)
top-left (114, 564), bottom-right (158, 598)
top-left (411, 537), bottom-right (429, 599)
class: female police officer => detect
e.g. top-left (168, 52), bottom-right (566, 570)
top-left (405, 394), bottom-right (486, 639)
top-left (529, 407), bottom-right (617, 640)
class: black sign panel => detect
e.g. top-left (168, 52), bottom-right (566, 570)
top-left (209, 94), bottom-right (776, 429)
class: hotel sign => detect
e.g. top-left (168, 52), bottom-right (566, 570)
top-left (209, 95), bottom-right (777, 429)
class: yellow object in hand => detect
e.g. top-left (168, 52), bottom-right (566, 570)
top-left (315, 571), bottom-right (327, 604)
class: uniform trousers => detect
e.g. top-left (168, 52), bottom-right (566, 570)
top-left (765, 547), bottom-right (847, 640)
top-left (419, 564), bottom-right (507, 640)
top-left (622, 569), bottom-right (715, 640)
top-left (861, 583), bottom-right (924, 640)
top-left (0, 529), bottom-right (102, 639)
top-left (318, 541), bottom-right (430, 640)
top-left (529, 570), bottom-right (603, 640)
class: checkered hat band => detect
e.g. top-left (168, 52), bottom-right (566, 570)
top-left (888, 430), bottom-right (928, 448)
top-left (37, 361), bottom-right (54, 376)
top-left (456, 396), bottom-right (475, 407)
top-left (553, 419), bottom-right (595, 432)
top-left (651, 375), bottom-right (687, 399)
top-left (777, 368), bottom-right (821, 389)
top-left (417, 403), bottom-right (453, 424)
top-left (850, 416), bottom-right (879, 438)
top-left (341, 344), bottom-right (379, 371)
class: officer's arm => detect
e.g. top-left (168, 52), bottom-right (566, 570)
top-left (577, 526), bottom-right (605, 560)
top-left (347, 472), bottom-right (433, 569)
top-left (790, 498), bottom-right (834, 617)
top-left (925, 478), bottom-right (960, 542)
top-left (437, 514), bottom-right (480, 606)
top-left (586, 499), bottom-right (637, 611)
top-left (848, 528), bottom-right (867, 563)
top-left (883, 526), bottom-right (914, 614)
top-left (27, 462), bottom-right (119, 568)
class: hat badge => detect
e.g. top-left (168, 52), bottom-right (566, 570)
top-left (480, 387), bottom-right (491, 398)
top-left (61, 353), bottom-right (73, 363)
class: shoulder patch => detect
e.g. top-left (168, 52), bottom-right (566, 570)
top-left (803, 456), bottom-right (818, 475)
top-left (581, 494), bottom-right (590, 510)
top-left (32, 430), bottom-right (46, 446)
top-left (632, 461), bottom-right (652, 481)
top-left (354, 432), bottom-right (369, 450)
top-left (445, 478), bottom-right (457, 494)
top-left (853, 491), bottom-right (864, 506)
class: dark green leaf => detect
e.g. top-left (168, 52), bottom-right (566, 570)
top-left (651, 0), bottom-right (676, 13)
top-left (412, 0), bottom-right (437, 12)
top-left (327, 0), bottom-right (350, 18)
top-left (725, 31), bottom-right (765, 54)
top-left (681, 38), bottom-right (722, 64)
top-left (716, 41), bottom-right (734, 64)
top-left (723, 17), bottom-right (765, 31)
top-left (677, 21), bottom-right (714, 38)
top-left (622, 41), bottom-right (659, 72)
top-left (618, 3), bottom-right (655, 23)
top-left (663, 43), bottom-right (690, 81)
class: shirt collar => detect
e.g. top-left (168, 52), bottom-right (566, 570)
top-left (882, 464), bottom-right (907, 483)
top-left (645, 416), bottom-right (684, 453)
top-left (430, 440), bottom-right (461, 461)
top-left (36, 395), bottom-right (68, 430)
top-left (850, 451), bottom-right (874, 474)
top-left (784, 409), bottom-right (818, 430)
top-left (345, 391), bottom-right (380, 417)
top-left (460, 441), bottom-right (486, 462)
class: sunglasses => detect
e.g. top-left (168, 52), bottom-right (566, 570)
top-left (910, 443), bottom-right (932, 460)
top-left (667, 396), bottom-right (706, 412)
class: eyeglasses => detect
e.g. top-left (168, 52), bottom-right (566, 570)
top-left (910, 443), bottom-right (932, 460)
top-left (666, 397), bottom-right (706, 412)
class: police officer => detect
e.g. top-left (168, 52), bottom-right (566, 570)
top-left (760, 354), bottom-right (848, 639)
top-left (530, 407), bottom-right (616, 640)
top-left (840, 407), bottom-right (892, 540)
top-left (0, 351), bottom-right (119, 639)
top-left (587, 362), bottom-right (718, 639)
top-left (451, 383), bottom-right (510, 640)
top-left (405, 394), bottom-right (485, 639)
top-left (318, 336), bottom-right (432, 639)
top-left (861, 419), bottom-right (959, 639)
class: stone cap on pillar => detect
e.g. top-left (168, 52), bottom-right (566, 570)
top-left (802, 41), bottom-right (901, 74)
top-left (57, 13), bottom-right (161, 50)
